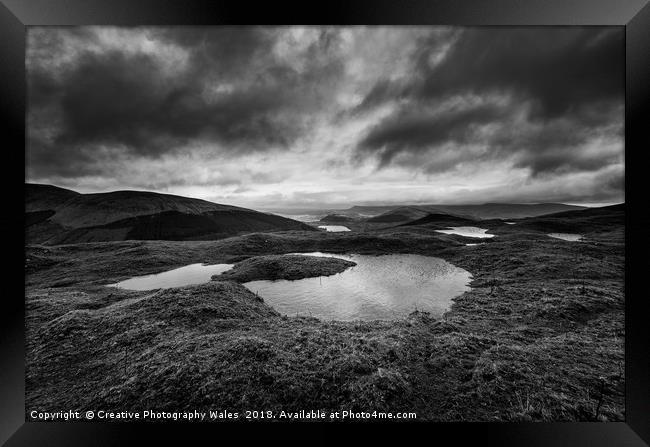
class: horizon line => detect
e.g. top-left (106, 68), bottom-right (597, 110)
top-left (25, 182), bottom-right (623, 211)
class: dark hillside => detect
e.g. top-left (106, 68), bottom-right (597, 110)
top-left (25, 183), bottom-right (315, 244)
top-left (398, 213), bottom-right (476, 228)
top-left (367, 206), bottom-right (433, 223)
top-left (25, 184), bottom-right (79, 212)
top-left (319, 214), bottom-right (354, 223)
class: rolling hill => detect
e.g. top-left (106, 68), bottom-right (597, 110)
top-left (434, 203), bottom-right (588, 220)
top-left (515, 203), bottom-right (624, 234)
top-left (319, 214), bottom-right (354, 223)
top-left (397, 212), bottom-right (477, 228)
top-left (346, 203), bottom-right (586, 220)
top-left (25, 184), bottom-right (315, 244)
top-left (366, 206), bottom-right (434, 223)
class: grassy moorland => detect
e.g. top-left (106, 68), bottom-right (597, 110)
top-left (25, 209), bottom-right (624, 421)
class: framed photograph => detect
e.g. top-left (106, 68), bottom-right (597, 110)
top-left (3, 0), bottom-right (649, 444)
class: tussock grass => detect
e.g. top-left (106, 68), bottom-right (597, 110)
top-left (213, 254), bottom-right (356, 282)
top-left (25, 217), bottom-right (624, 420)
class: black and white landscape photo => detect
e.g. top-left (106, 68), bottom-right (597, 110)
top-left (25, 26), bottom-right (624, 422)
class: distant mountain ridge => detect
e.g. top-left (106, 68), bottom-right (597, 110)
top-left (25, 184), bottom-right (315, 244)
top-left (514, 203), bottom-right (624, 233)
top-left (348, 203), bottom-right (587, 220)
top-left (393, 203), bottom-right (624, 234)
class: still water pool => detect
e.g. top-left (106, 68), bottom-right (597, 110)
top-left (108, 263), bottom-right (234, 291)
top-left (107, 253), bottom-right (472, 321)
top-left (243, 252), bottom-right (472, 321)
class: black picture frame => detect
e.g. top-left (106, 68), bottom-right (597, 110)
top-left (3, 0), bottom-right (649, 444)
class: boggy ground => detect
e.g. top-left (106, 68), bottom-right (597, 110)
top-left (25, 221), bottom-right (624, 421)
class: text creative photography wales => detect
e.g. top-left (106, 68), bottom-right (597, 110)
top-left (25, 26), bottom-right (625, 423)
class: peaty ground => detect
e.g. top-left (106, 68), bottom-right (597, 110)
top-left (25, 221), bottom-right (624, 421)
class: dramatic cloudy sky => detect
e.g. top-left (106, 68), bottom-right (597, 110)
top-left (27, 26), bottom-right (624, 209)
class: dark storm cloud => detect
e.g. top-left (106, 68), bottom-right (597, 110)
top-left (27, 27), bottom-right (344, 178)
top-left (27, 26), bottom-right (624, 206)
top-left (355, 27), bottom-right (623, 176)
top-left (53, 50), bottom-right (302, 150)
top-left (410, 28), bottom-right (623, 119)
top-left (358, 104), bottom-right (508, 167)
top-left (495, 110), bottom-right (623, 176)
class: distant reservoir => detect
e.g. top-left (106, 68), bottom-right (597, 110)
top-left (318, 225), bottom-right (351, 232)
top-left (435, 226), bottom-right (495, 238)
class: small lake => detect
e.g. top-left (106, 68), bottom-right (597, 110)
top-left (243, 252), bottom-right (472, 321)
top-left (318, 225), bottom-right (351, 232)
top-left (435, 226), bottom-right (495, 238)
top-left (108, 263), bottom-right (234, 291)
top-left (548, 233), bottom-right (583, 242)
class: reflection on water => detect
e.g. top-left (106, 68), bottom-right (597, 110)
top-left (435, 226), bottom-right (495, 238)
top-left (243, 252), bottom-right (472, 321)
top-left (504, 222), bottom-right (516, 225)
top-left (108, 263), bottom-right (233, 291)
top-left (548, 233), bottom-right (583, 242)
top-left (318, 225), bottom-right (351, 232)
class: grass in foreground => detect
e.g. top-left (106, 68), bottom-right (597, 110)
top-left (25, 222), bottom-right (624, 421)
